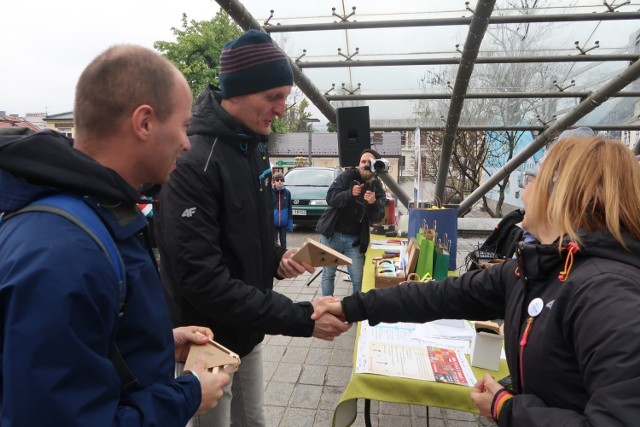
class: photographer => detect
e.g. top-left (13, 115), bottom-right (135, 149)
top-left (316, 149), bottom-right (386, 296)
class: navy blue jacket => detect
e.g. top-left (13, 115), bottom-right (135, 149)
top-left (273, 186), bottom-right (292, 227)
top-left (0, 130), bottom-right (199, 426)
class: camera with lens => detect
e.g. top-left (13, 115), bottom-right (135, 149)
top-left (365, 158), bottom-right (390, 174)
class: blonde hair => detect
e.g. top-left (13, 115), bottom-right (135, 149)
top-left (527, 135), bottom-right (640, 249)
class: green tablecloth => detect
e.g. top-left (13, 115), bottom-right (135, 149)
top-left (332, 236), bottom-right (510, 427)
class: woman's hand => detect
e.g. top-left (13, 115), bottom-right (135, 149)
top-left (470, 373), bottom-right (504, 420)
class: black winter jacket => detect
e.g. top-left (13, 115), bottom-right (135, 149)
top-left (315, 168), bottom-right (385, 253)
top-left (342, 230), bottom-right (640, 426)
top-left (155, 86), bottom-right (314, 357)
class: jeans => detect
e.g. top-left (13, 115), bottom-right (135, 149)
top-left (275, 226), bottom-right (287, 250)
top-left (320, 231), bottom-right (364, 296)
top-left (182, 344), bottom-right (265, 427)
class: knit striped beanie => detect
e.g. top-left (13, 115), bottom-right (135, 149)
top-left (219, 30), bottom-right (294, 99)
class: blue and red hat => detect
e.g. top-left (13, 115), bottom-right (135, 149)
top-left (219, 30), bottom-right (294, 99)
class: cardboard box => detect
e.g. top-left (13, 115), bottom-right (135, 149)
top-left (292, 238), bottom-right (352, 267)
top-left (470, 322), bottom-right (504, 371)
top-left (185, 337), bottom-right (241, 374)
top-left (374, 259), bottom-right (406, 288)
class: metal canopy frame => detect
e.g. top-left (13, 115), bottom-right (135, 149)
top-left (215, 0), bottom-right (640, 214)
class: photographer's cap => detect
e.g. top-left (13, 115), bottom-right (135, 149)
top-left (360, 148), bottom-right (381, 159)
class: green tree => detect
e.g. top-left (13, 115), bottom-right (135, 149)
top-left (154, 11), bottom-right (241, 98)
top-left (271, 92), bottom-right (313, 134)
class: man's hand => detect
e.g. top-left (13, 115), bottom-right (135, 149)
top-left (310, 297), bottom-right (351, 340)
top-left (277, 248), bottom-right (314, 278)
top-left (187, 358), bottom-right (231, 414)
top-left (470, 373), bottom-right (503, 420)
top-left (351, 183), bottom-right (363, 197)
top-left (363, 190), bottom-right (376, 205)
top-left (310, 296), bottom-right (346, 321)
top-left (174, 326), bottom-right (214, 362)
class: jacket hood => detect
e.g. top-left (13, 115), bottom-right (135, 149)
top-left (518, 229), bottom-right (640, 281)
top-left (575, 229), bottom-right (640, 270)
top-left (0, 129), bottom-right (140, 212)
top-left (189, 85), bottom-right (267, 151)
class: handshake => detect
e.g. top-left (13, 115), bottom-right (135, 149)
top-left (309, 296), bottom-right (349, 340)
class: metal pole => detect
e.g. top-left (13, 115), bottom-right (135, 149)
top-left (370, 124), bottom-right (640, 132)
top-left (434, 0), bottom-right (497, 204)
top-left (325, 91), bottom-right (640, 101)
top-left (296, 54), bottom-right (639, 69)
top-left (264, 11), bottom-right (640, 33)
top-left (308, 126), bottom-right (312, 165)
top-left (457, 57), bottom-right (640, 216)
top-left (377, 172), bottom-right (411, 210)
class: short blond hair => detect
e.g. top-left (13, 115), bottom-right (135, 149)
top-left (527, 135), bottom-right (640, 249)
top-left (74, 44), bottom-right (180, 139)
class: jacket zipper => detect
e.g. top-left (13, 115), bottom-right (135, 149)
top-left (519, 316), bottom-right (535, 390)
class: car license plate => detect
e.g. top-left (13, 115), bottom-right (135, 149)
top-left (292, 209), bottom-right (306, 215)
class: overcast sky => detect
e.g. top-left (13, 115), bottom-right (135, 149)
top-left (3, 1), bottom-right (636, 122)
top-left (2, 0), bottom-right (221, 116)
top-left (1, 0), bottom-right (451, 121)
top-left (3, 0), bottom-right (445, 121)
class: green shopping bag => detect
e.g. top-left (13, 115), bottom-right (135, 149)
top-left (433, 238), bottom-right (451, 281)
top-left (415, 230), bottom-right (435, 279)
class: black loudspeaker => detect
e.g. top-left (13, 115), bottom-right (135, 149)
top-left (337, 106), bottom-right (371, 167)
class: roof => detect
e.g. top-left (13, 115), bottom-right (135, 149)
top-left (0, 115), bottom-right (40, 131)
top-left (44, 111), bottom-right (74, 120)
top-left (267, 131), bottom-right (401, 156)
top-left (226, 1), bottom-right (640, 131)
top-left (223, 0), bottom-right (640, 207)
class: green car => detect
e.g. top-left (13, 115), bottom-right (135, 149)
top-left (284, 166), bottom-right (343, 227)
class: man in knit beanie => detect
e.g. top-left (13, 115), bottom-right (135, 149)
top-left (155, 30), bottom-right (349, 427)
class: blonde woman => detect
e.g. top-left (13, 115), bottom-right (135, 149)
top-left (313, 135), bottom-right (640, 426)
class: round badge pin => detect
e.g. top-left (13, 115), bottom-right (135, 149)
top-left (528, 298), bottom-right (544, 317)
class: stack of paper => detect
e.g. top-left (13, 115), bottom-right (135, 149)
top-left (355, 321), bottom-right (477, 387)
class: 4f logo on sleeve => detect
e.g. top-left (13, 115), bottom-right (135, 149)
top-left (181, 207), bottom-right (197, 218)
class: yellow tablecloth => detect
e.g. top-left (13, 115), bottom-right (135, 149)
top-left (332, 236), bottom-right (510, 427)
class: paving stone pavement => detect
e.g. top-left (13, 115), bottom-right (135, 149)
top-left (264, 234), bottom-right (499, 427)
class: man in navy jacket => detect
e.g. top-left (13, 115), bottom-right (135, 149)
top-left (0, 45), bottom-right (229, 426)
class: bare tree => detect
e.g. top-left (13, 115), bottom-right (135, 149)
top-left (414, 0), bottom-right (568, 217)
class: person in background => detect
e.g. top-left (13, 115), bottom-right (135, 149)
top-left (315, 148), bottom-right (386, 296)
top-left (313, 135), bottom-right (640, 426)
top-left (0, 44), bottom-right (229, 426)
top-left (272, 171), bottom-right (293, 250)
top-left (154, 30), bottom-right (350, 427)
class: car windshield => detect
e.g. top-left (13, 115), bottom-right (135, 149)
top-left (285, 169), bottom-right (336, 186)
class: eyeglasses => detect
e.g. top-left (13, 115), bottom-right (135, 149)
top-left (519, 171), bottom-right (536, 189)
top-left (274, 178), bottom-right (285, 182)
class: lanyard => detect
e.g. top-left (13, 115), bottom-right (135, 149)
top-left (518, 316), bottom-right (535, 389)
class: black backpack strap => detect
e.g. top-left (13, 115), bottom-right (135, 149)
top-left (2, 194), bottom-right (138, 390)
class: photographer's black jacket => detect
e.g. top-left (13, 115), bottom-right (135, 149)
top-left (316, 168), bottom-right (385, 253)
top-left (154, 86), bottom-right (314, 357)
